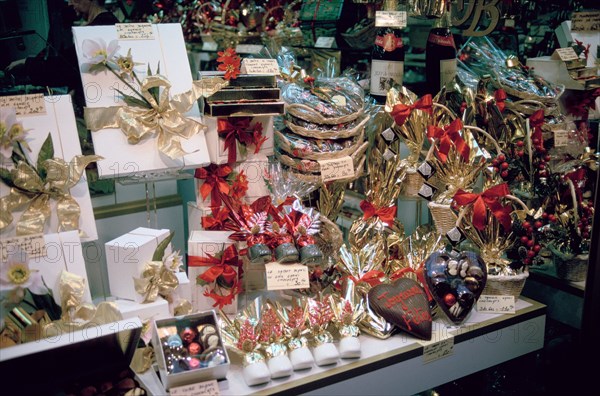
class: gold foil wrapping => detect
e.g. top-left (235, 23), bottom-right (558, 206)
top-left (133, 260), bottom-right (179, 303)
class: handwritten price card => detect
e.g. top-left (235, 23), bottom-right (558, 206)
top-left (318, 156), bottom-right (354, 182)
top-left (571, 11), bottom-right (600, 31)
top-left (240, 58), bottom-right (280, 75)
top-left (554, 130), bottom-right (569, 147)
top-left (0, 234), bottom-right (47, 261)
top-left (421, 334), bottom-right (454, 364)
top-left (477, 295), bottom-right (516, 314)
top-left (116, 23), bottom-right (154, 40)
top-left (0, 94), bottom-right (46, 116)
top-left (169, 380), bottom-right (220, 396)
top-left (265, 262), bottom-right (309, 290)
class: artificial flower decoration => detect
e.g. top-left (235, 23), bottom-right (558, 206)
top-left (163, 250), bottom-right (184, 272)
top-left (0, 108), bottom-right (29, 160)
top-left (217, 48), bottom-right (241, 80)
top-left (0, 248), bottom-right (46, 295)
top-left (80, 38), bottom-right (120, 74)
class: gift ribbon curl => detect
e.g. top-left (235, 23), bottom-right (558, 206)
top-left (390, 94), bottom-right (433, 126)
top-left (453, 183), bottom-right (513, 232)
top-left (360, 200), bottom-right (396, 226)
top-left (427, 118), bottom-right (470, 163)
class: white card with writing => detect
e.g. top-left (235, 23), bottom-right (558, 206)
top-left (571, 11), bottom-right (600, 32)
top-left (240, 58), bottom-right (280, 75)
top-left (555, 47), bottom-right (579, 62)
top-left (314, 36), bottom-right (336, 48)
top-left (477, 295), bottom-right (516, 314)
top-left (318, 156), bottom-right (354, 182)
top-left (0, 94), bottom-right (46, 116)
top-left (554, 130), bottom-right (569, 147)
top-left (169, 379), bottom-right (220, 396)
top-left (235, 44), bottom-right (264, 54)
top-left (116, 23), bottom-right (155, 40)
top-left (375, 11), bottom-right (407, 28)
top-left (421, 334), bottom-right (454, 364)
top-left (0, 234), bottom-right (47, 261)
top-left (265, 262), bottom-right (309, 290)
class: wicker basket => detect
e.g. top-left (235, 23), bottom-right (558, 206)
top-left (401, 168), bottom-right (425, 198)
top-left (209, 0), bottom-right (261, 49)
top-left (428, 202), bottom-right (457, 236)
top-left (482, 271), bottom-right (529, 299)
top-left (285, 113), bottom-right (368, 140)
top-left (275, 128), bottom-right (365, 161)
top-left (341, 19), bottom-right (376, 50)
top-left (555, 255), bottom-right (588, 282)
top-left (261, 1), bottom-right (304, 49)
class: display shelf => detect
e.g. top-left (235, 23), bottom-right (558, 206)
top-left (140, 297), bottom-right (545, 395)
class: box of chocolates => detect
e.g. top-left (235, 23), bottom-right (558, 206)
top-left (0, 318), bottom-right (146, 395)
top-left (153, 310), bottom-right (230, 389)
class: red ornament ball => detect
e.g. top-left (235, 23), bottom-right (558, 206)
top-left (444, 293), bottom-right (457, 306)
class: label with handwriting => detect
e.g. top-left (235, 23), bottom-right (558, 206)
top-left (240, 58), bottom-right (280, 75)
top-left (555, 47), bottom-right (579, 62)
top-left (0, 234), bottom-right (47, 261)
top-left (116, 23), bottom-right (155, 40)
top-left (265, 262), bottom-right (309, 290)
top-left (235, 44), bottom-right (264, 54)
top-left (318, 156), bottom-right (354, 182)
top-left (375, 11), bottom-right (407, 28)
top-left (571, 11), bottom-right (600, 32)
top-left (554, 130), bottom-right (569, 147)
top-left (422, 335), bottom-right (454, 364)
top-left (0, 94), bottom-right (46, 116)
top-left (315, 36), bottom-right (336, 48)
top-left (477, 295), bottom-right (516, 314)
top-left (169, 379), bottom-right (220, 396)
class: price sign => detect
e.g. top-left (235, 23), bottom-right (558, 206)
top-left (169, 380), bottom-right (220, 396)
top-left (0, 94), bottom-right (46, 116)
top-left (265, 262), bottom-right (310, 290)
top-left (477, 295), bottom-right (516, 314)
top-left (422, 335), bottom-right (455, 364)
top-left (116, 23), bottom-right (154, 40)
top-left (571, 11), bottom-right (600, 32)
top-left (241, 58), bottom-right (280, 75)
top-left (375, 11), bottom-right (407, 28)
top-left (318, 156), bottom-right (354, 182)
top-left (0, 234), bottom-right (47, 261)
top-left (314, 36), bottom-right (336, 48)
top-left (554, 47), bottom-right (579, 62)
top-left (554, 130), bottom-right (569, 147)
top-left (235, 44), bottom-right (264, 54)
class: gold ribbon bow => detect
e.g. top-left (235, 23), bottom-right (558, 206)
top-left (134, 261), bottom-right (179, 303)
top-left (0, 155), bottom-right (102, 235)
top-left (85, 76), bottom-right (228, 159)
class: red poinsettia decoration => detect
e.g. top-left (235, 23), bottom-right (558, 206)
top-left (231, 171), bottom-right (249, 200)
top-left (217, 48), bottom-right (241, 80)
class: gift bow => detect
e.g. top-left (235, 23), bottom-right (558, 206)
top-left (201, 206), bottom-right (231, 230)
top-left (203, 281), bottom-right (242, 309)
top-left (390, 94), bottom-right (433, 126)
top-left (133, 261), bottom-right (179, 303)
top-left (494, 89), bottom-right (507, 112)
top-left (0, 155), bottom-right (102, 235)
top-left (453, 183), bottom-right (513, 232)
top-left (427, 118), bottom-right (469, 163)
top-left (188, 244), bottom-right (240, 284)
top-left (85, 76), bottom-right (227, 159)
top-left (217, 117), bottom-right (256, 164)
top-left (348, 270), bottom-right (385, 287)
top-left (360, 200), bottom-right (396, 225)
top-left (194, 164), bottom-right (233, 208)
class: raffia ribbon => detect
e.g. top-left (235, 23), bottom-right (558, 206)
top-left (134, 261), bottom-right (179, 303)
top-left (0, 155), bottom-right (102, 235)
top-left (85, 76), bottom-right (228, 159)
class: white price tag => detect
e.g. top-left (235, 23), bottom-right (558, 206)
top-left (265, 262), bottom-right (310, 290)
top-left (554, 130), bottom-right (569, 147)
top-left (331, 95), bottom-right (347, 107)
top-left (422, 335), bottom-right (454, 364)
top-left (240, 58), bottom-right (280, 75)
top-left (314, 36), bottom-right (336, 48)
top-left (235, 44), bottom-right (264, 54)
top-left (0, 94), bottom-right (46, 116)
top-left (375, 11), bottom-right (407, 28)
top-left (116, 23), bottom-right (154, 40)
top-left (477, 295), bottom-right (516, 314)
top-left (169, 379), bottom-right (220, 396)
top-left (318, 156), bottom-right (354, 182)
top-left (555, 47), bottom-right (579, 62)
top-left (571, 11), bottom-right (600, 32)
top-left (0, 234), bottom-right (47, 261)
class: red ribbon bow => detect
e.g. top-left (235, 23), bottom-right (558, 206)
top-left (427, 118), bottom-right (470, 163)
top-left (390, 94), bottom-right (433, 126)
top-left (494, 89), bottom-right (507, 112)
top-left (348, 270), bottom-right (385, 287)
top-left (529, 109), bottom-right (544, 142)
top-left (218, 117), bottom-right (253, 163)
top-left (203, 281), bottom-right (242, 309)
top-left (201, 206), bottom-right (231, 230)
top-left (453, 183), bottom-right (513, 232)
top-left (194, 164), bottom-right (232, 208)
top-left (360, 200), bottom-right (396, 225)
top-left (188, 245), bottom-right (240, 284)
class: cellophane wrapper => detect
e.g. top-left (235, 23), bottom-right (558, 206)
top-left (268, 298), bottom-right (312, 352)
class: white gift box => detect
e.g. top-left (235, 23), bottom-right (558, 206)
top-left (23, 230), bottom-right (91, 304)
top-left (105, 227), bottom-right (172, 302)
top-left (174, 271), bottom-right (191, 302)
top-left (114, 297), bottom-right (170, 323)
top-left (0, 95), bottom-right (98, 241)
top-left (204, 116), bottom-right (274, 164)
top-left (187, 201), bottom-right (213, 232)
top-left (194, 154), bottom-right (271, 208)
top-left (187, 230), bottom-right (238, 314)
top-left (73, 24), bottom-right (210, 178)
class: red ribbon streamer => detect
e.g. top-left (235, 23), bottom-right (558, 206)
top-left (203, 281), bottom-right (242, 309)
top-left (427, 118), bottom-right (469, 163)
top-left (360, 200), bottom-right (396, 225)
top-left (188, 245), bottom-right (240, 284)
top-left (217, 117), bottom-right (253, 163)
top-left (453, 183), bottom-right (513, 232)
top-left (390, 94), bottom-right (433, 126)
top-left (194, 164), bottom-right (232, 208)
top-left (201, 206), bottom-right (230, 230)
top-left (348, 270), bottom-right (385, 287)
top-left (494, 89), bottom-right (507, 112)
top-left (529, 109), bottom-right (544, 142)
